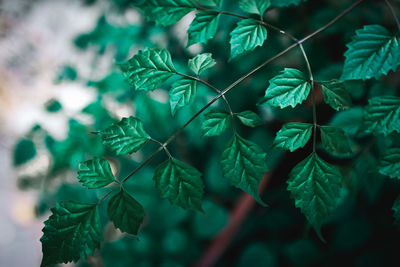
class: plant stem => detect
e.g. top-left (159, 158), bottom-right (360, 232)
top-left (196, 7), bottom-right (299, 42)
top-left (385, 0), bottom-right (400, 32)
top-left (98, 188), bottom-right (117, 204)
top-left (298, 44), bottom-right (317, 152)
top-left (120, 0), bottom-right (366, 185)
top-left (149, 138), bottom-right (172, 158)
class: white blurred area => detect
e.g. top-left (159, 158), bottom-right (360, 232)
top-left (0, 0), bottom-right (106, 265)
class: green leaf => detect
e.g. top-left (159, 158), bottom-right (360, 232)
top-left (378, 148), bottom-right (400, 179)
top-left (260, 68), bottom-right (311, 108)
top-left (40, 201), bottom-right (102, 266)
top-left (239, 0), bottom-right (271, 16)
top-left (230, 19), bottom-right (267, 60)
top-left (320, 80), bottom-right (352, 111)
top-left (287, 153), bottom-right (342, 237)
top-left (153, 158), bottom-right (204, 211)
top-left (107, 189), bottom-right (145, 235)
top-left (363, 96), bottom-right (400, 136)
top-left (320, 126), bottom-right (352, 155)
top-left (77, 158), bottom-right (115, 189)
top-left (101, 116), bottom-right (150, 155)
top-left (272, 123), bottom-right (313, 152)
top-left (188, 53), bottom-right (216, 76)
top-left (197, 0), bottom-right (223, 7)
top-left (187, 12), bottom-right (220, 47)
top-left (236, 110), bottom-right (263, 127)
top-left (119, 48), bottom-right (176, 91)
top-left (13, 138), bottom-right (36, 166)
top-left (341, 25), bottom-right (400, 81)
top-left (201, 110), bottom-right (230, 137)
top-left (137, 0), bottom-right (196, 26)
top-left (169, 78), bottom-right (197, 116)
top-left (271, 0), bottom-right (307, 7)
top-left (392, 196), bottom-right (400, 227)
top-left (220, 134), bottom-right (268, 205)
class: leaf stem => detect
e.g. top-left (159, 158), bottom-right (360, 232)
top-left (97, 188), bottom-right (117, 204)
top-left (121, 0), bottom-right (366, 185)
top-left (384, 0), bottom-right (400, 32)
top-left (298, 44), bottom-right (317, 153)
top-left (175, 72), bottom-right (236, 131)
top-left (149, 138), bottom-right (172, 158)
top-left (196, 7), bottom-right (299, 42)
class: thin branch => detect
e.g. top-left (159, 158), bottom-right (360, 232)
top-left (385, 0), bottom-right (400, 32)
top-left (121, 0), bottom-right (366, 185)
top-left (149, 138), bottom-right (172, 158)
top-left (196, 7), bottom-right (299, 42)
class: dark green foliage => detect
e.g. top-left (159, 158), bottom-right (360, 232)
top-left (13, 138), bottom-right (36, 166)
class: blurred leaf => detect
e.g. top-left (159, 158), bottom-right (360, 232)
top-left (193, 199), bottom-right (228, 238)
top-left (236, 110), bottom-right (263, 127)
top-left (378, 148), bottom-right (400, 179)
top-left (320, 80), bottom-right (351, 111)
top-left (187, 12), bottom-right (220, 47)
top-left (239, 0), bottom-right (270, 16)
top-left (13, 139), bottom-right (36, 166)
top-left (320, 126), bottom-right (352, 155)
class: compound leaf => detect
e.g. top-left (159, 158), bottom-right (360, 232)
top-left (320, 80), bottom-right (352, 111)
top-left (77, 158), bottom-right (115, 189)
top-left (287, 153), bottom-right (342, 238)
top-left (239, 0), bottom-right (271, 16)
top-left (119, 48), bottom-right (175, 91)
top-left (201, 110), bottom-right (230, 137)
top-left (272, 123), bottom-right (313, 152)
top-left (188, 12), bottom-right (220, 47)
top-left (378, 148), bottom-right (400, 179)
top-left (188, 53), bottom-right (216, 76)
top-left (101, 117), bottom-right (150, 155)
top-left (320, 126), bottom-right (352, 155)
top-left (40, 202), bottom-right (102, 267)
top-left (153, 158), bottom-right (204, 211)
top-left (169, 78), bottom-right (198, 116)
top-left (363, 96), bottom-right (400, 136)
top-left (107, 189), bottom-right (145, 235)
top-left (260, 68), bottom-right (311, 108)
top-left (236, 110), bottom-right (263, 127)
top-left (341, 25), bottom-right (400, 81)
top-left (230, 19), bottom-right (267, 60)
top-left (137, 0), bottom-right (196, 26)
top-left (220, 134), bottom-right (268, 206)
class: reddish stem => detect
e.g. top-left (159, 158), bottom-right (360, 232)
top-left (195, 174), bottom-right (272, 267)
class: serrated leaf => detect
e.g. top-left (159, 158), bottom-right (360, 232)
top-left (260, 68), bottom-right (311, 108)
top-left (239, 0), bottom-right (270, 16)
top-left (272, 123), bottom-right (313, 152)
top-left (378, 148), bottom-right (400, 179)
top-left (40, 202), bottom-right (102, 267)
top-left (230, 19), bottom-right (267, 60)
top-left (320, 80), bottom-right (352, 111)
top-left (220, 134), bottom-right (268, 205)
top-left (197, 0), bottom-right (223, 7)
top-left (188, 53), bottom-right (216, 76)
top-left (271, 0), bottom-right (307, 7)
top-left (187, 12), bottom-right (220, 47)
top-left (392, 196), bottom-right (400, 227)
top-left (119, 48), bottom-right (176, 91)
top-left (107, 189), bottom-right (145, 235)
top-left (77, 158), bottom-right (115, 189)
top-left (236, 110), bottom-right (263, 127)
top-left (101, 117), bottom-right (150, 155)
top-left (287, 153), bottom-right (342, 237)
top-left (320, 126), bottom-right (352, 155)
top-left (153, 158), bottom-right (204, 211)
top-left (169, 78), bottom-right (197, 116)
top-left (341, 25), bottom-right (400, 81)
top-left (201, 110), bottom-right (230, 137)
top-left (137, 0), bottom-right (196, 26)
top-left (363, 96), bottom-right (400, 136)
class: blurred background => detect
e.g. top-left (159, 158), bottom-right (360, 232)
top-left (1, 0), bottom-right (400, 266)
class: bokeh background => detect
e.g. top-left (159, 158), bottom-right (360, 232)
top-left (1, 0), bottom-right (400, 266)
